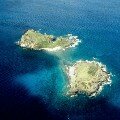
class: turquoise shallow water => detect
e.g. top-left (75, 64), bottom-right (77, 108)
top-left (0, 0), bottom-right (120, 120)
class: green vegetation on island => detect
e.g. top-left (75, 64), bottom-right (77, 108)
top-left (66, 60), bottom-right (111, 97)
top-left (16, 29), bottom-right (80, 51)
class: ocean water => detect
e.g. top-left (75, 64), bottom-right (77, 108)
top-left (0, 0), bottom-right (120, 120)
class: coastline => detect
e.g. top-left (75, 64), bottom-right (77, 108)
top-left (16, 29), bottom-right (81, 52)
top-left (16, 38), bottom-right (81, 52)
top-left (65, 60), bottom-right (112, 97)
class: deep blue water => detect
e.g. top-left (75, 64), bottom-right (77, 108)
top-left (0, 0), bottom-right (120, 120)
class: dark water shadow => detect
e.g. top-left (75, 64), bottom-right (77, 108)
top-left (0, 41), bottom-right (60, 74)
top-left (84, 97), bottom-right (120, 120)
top-left (0, 78), bottom-right (63, 120)
top-left (0, 42), bottom-right (62, 120)
top-left (53, 96), bottom-right (120, 120)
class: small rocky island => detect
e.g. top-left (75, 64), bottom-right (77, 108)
top-left (66, 60), bottom-right (111, 97)
top-left (16, 29), bottom-right (81, 51)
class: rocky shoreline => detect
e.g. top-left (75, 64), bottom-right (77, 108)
top-left (65, 60), bottom-right (111, 97)
top-left (16, 29), bottom-right (81, 52)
